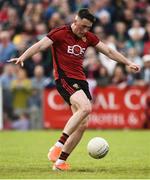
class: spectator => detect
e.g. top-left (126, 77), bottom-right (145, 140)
top-left (29, 65), bottom-right (54, 129)
top-left (11, 68), bottom-right (31, 115)
top-left (24, 52), bottom-right (43, 77)
top-left (23, 2), bottom-right (34, 22)
top-left (114, 21), bottom-right (128, 42)
top-left (99, 35), bottom-right (117, 75)
top-left (93, 25), bottom-right (106, 41)
top-left (10, 0), bottom-right (27, 18)
top-left (83, 47), bottom-right (100, 95)
top-left (142, 54), bottom-right (150, 85)
top-left (127, 48), bottom-right (143, 68)
top-left (128, 19), bottom-right (145, 41)
top-left (0, 64), bottom-right (16, 118)
top-left (31, 65), bottom-right (51, 90)
top-left (111, 65), bottom-right (127, 88)
top-left (27, 88), bottom-right (42, 129)
top-left (11, 113), bottom-right (30, 131)
top-left (0, 31), bottom-right (17, 64)
top-left (96, 66), bottom-right (110, 87)
top-left (143, 23), bottom-right (150, 54)
top-left (48, 12), bottom-right (64, 30)
top-left (31, 2), bottom-right (44, 25)
top-left (122, 9), bottom-right (135, 29)
top-left (96, 9), bottom-right (112, 35)
top-left (134, 54), bottom-right (150, 86)
top-left (144, 6), bottom-right (150, 23)
top-left (114, 21), bottom-right (128, 53)
top-left (0, 63), bottom-right (16, 89)
top-left (22, 20), bottom-right (35, 37)
top-left (35, 23), bottom-right (48, 41)
top-left (0, 2), bottom-right (9, 23)
top-left (7, 7), bottom-right (20, 33)
top-left (125, 65), bottom-right (135, 86)
top-left (84, 47), bottom-right (100, 79)
top-left (136, 0), bottom-right (149, 14)
top-left (126, 19), bottom-right (144, 55)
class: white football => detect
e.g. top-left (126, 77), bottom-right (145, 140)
top-left (87, 137), bottom-right (109, 159)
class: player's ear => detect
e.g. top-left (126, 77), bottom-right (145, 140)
top-left (74, 15), bottom-right (80, 25)
top-left (74, 15), bottom-right (78, 24)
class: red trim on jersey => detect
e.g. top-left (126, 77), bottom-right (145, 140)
top-left (51, 46), bottom-right (59, 78)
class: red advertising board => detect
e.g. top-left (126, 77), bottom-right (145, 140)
top-left (43, 86), bottom-right (150, 129)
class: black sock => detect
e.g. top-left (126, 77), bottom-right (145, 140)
top-left (59, 151), bottom-right (70, 161)
top-left (58, 132), bottom-right (69, 145)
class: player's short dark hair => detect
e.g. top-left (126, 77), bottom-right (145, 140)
top-left (78, 8), bottom-right (96, 23)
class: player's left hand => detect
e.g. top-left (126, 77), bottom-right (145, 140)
top-left (128, 63), bottom-right (141, 73)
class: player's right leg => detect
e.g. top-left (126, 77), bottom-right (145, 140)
top-left (48, 105), bottom-right (78, 163)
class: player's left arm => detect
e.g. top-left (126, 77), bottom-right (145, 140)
top-left (95, 41), bottom-right (141, 73)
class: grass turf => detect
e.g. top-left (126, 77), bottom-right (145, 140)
top-left (0, 130), bottom-right (150, 179)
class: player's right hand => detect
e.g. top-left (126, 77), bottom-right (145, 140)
top-left (7, 58), bottom-right (24, 67)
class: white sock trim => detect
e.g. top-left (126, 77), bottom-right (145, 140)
top-left (55, 141), bottom-right (63, 148)
top-left (55, 159), bottom-right (65, 165)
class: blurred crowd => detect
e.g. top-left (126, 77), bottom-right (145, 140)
top-left (0, 0), bottom-right (150, 129)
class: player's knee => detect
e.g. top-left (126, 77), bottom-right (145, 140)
top-left (81, 103), bottom-right (92, 116)
top-left (79, 121), bottom-right (88, 132)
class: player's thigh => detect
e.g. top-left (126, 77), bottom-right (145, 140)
top-left (70, 90), bottom-right (92, 112)
top-left (71, 104), bottom-right (78, 114)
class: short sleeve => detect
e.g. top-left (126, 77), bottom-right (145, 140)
top-left (87, 32), bottom-right (100, 46)
top-left (47, 27), bottom-right (63, 42)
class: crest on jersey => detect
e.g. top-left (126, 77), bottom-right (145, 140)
top-left (73, 83), bottom-right (80, 89)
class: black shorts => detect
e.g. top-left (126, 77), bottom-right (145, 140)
top-left (55, 77), bottom-right (92, 105)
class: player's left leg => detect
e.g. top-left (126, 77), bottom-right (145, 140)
top-left (47, 105), bottom-right (78, 163)
top-left (48, 104), bottom-right (88, 163)
top-left (52, 116), bottom-right (89, 171)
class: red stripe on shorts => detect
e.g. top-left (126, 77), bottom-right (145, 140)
top-left (61, 79), bottom-right (75, 95)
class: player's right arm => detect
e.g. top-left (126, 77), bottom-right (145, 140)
top-left (8, 37), bottom-right (53, 66)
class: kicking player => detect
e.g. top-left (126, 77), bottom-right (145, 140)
top-left (8, 9), bottom-right (140, 171)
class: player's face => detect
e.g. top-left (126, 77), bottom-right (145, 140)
top-left (74, 18), bottom-right (92, 38)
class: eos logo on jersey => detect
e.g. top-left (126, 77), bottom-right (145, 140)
top-left (67, 45), bottom-right (86, 56)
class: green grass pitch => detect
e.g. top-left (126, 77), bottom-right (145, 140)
top-left (0, 130), bottom-right (150, 179)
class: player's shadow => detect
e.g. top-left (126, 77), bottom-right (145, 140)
top-left (70, 167), bottom-right (108, 172)
top-left (71, 166), bottom-right (150, 176)
top-left (70, 168), bottom-right (94, 172)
